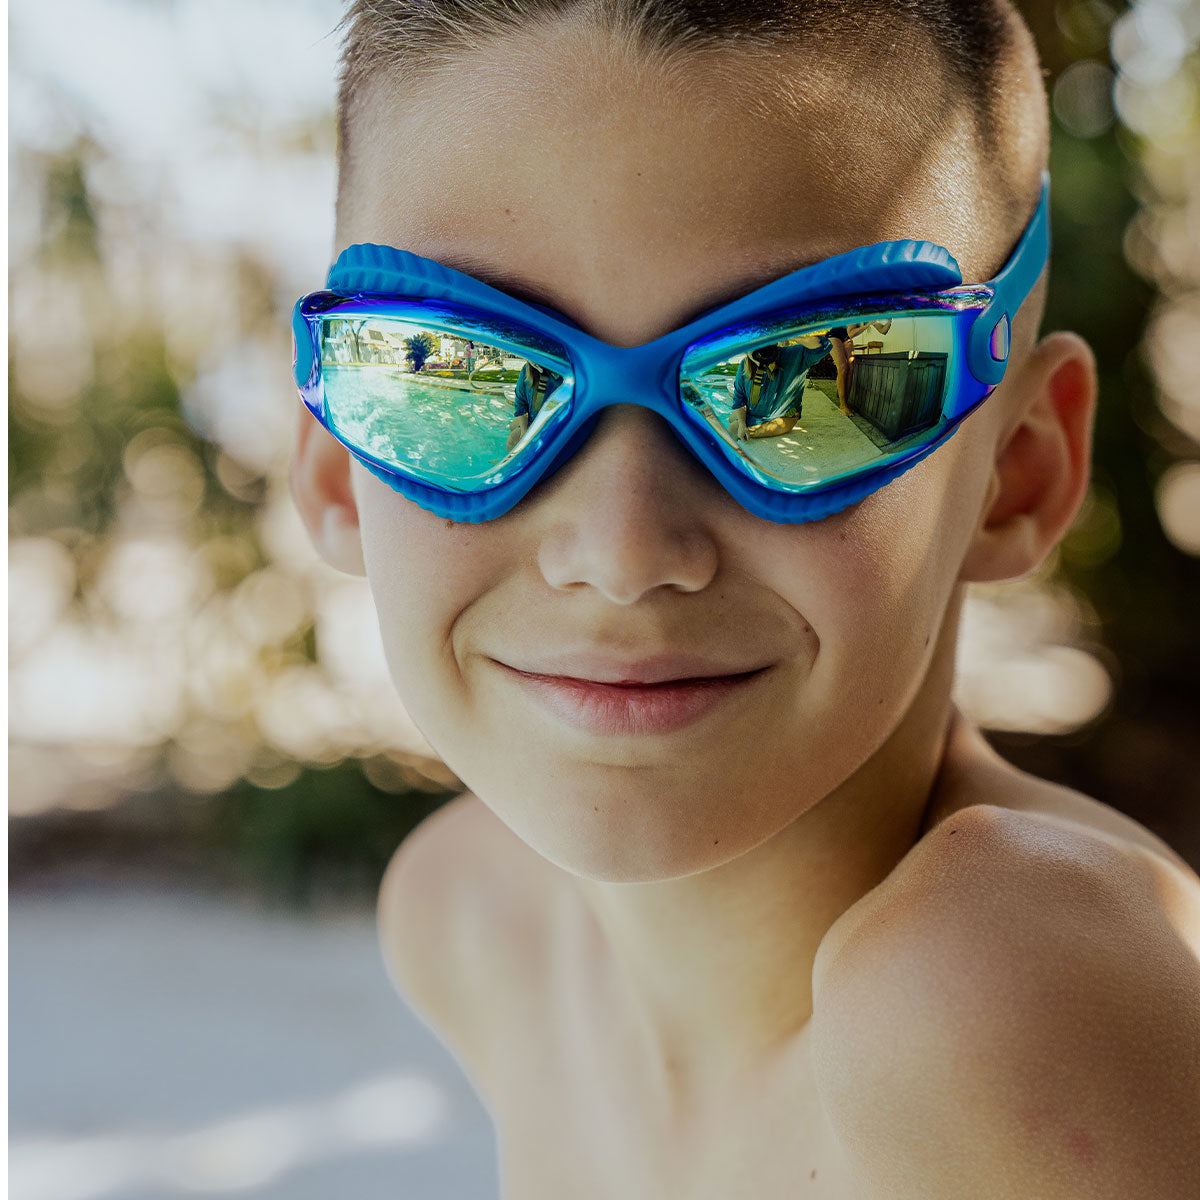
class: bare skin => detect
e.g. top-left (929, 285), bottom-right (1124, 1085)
top-left (377, 716), bottom-right (1192, 1199)
top-left (294, 17), bottom-right (1200, 1199)
top-left (831, 336), bottom-right (853, 413)
top-left (745, 412), bottom-right (798, 438)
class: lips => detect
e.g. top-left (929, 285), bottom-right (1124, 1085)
top-left (499, 652), bottom-right (771, 687)
top-left (512, 667), bottom-right (764, 688)
top-left (494, 656), bottom-right (771, 736)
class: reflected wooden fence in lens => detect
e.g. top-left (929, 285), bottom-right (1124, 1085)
top-left (849, 352), bottom-right (947, 441)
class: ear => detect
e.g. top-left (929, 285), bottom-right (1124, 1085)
top-left (291, 408), bottom-right (367, 575)
top-left (959, 331), bottom-right (1097, 584)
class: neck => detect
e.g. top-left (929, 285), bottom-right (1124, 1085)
top-left (572, 603), bottom-right (964, 1108)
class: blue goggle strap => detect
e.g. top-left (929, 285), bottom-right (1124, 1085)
top-left (965, 171), bottom-right (1051, 387)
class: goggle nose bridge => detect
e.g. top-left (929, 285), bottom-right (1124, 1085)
top-left (531, 330), bottom-right (721, 491)
top-left (564, 328), bottom-right (692, 424)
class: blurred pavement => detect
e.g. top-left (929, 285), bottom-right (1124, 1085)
top-left (9, 881), bottom-right (500, 1200)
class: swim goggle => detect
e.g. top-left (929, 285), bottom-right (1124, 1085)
top-left (292, 173), bottom-right (1049, 524)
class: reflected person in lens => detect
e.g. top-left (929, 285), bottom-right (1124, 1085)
top-left (826, 319), bottom-right (894, 413)
top-left (727, 333), bottom-right (832, 441)
top-left (506, 361), bottom-right (566, 452)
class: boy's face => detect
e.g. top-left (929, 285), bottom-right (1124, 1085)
top-left (326, 27), bottom-right (1037, 882)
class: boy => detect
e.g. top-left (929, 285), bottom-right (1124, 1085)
top-left (292, 1), bottom-right (1200, 1195)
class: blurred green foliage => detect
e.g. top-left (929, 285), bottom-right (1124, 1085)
top-left (204, 765), bottom-right (455, 908)
top-left (1001, 0), bottom-right (1200, 856)
top-left (1047, 131), bottom-right (1171, 658)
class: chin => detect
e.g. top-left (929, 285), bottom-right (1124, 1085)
top-left (533, 835), bottom-right (740, 884)
top-left (484, 771), bottom-right (788, 884)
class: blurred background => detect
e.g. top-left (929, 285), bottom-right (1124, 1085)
top-left (7, 0), bottom-right (1200, 1197)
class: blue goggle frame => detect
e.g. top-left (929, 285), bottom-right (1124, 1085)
top-left (293, 173), bottom-right (1049, 524)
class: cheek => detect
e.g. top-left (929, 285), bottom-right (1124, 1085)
top-left (778, 452), bottom-right (980, 692)
top-left (351, 469), bottom-right (502, 718)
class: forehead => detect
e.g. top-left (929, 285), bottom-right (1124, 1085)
top-left (338, 25), bottom-right (1007, 343)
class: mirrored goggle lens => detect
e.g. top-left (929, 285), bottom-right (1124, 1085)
top-left (318, 313), bottom-right (573, 490)
top-left (680, 310), bottom-right (970, 492)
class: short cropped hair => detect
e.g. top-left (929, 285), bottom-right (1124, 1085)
top-left (336, 0), bottom-right (1042, 238)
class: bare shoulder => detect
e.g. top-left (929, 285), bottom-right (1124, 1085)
top-left (921, 710), bottom-right (1194, 872)
top-left (919, 715), bottom-right (1200, 962)
top-left (377, 792), bottom-right (566, 1083)
top-left (811, 713), bottom-right (1200, 1199)
top-left (815, 712), bottom-right (1200, 984)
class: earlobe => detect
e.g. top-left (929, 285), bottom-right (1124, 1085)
top-left (959, 332), bottom-right (1097, 584)
top-left (291, 408), bottom-right (367, 575)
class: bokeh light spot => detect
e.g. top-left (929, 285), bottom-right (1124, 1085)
top-left (10, 537), bottom-right (78, 657)
top-left (1155, 461), bottom-right (1200, 554)
top-left (1054, 60), bottom-right (1117, 137)
top-left (96, 536), bottom-right (214, 624)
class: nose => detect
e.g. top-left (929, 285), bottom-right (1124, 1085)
top-left (533, 406), bottom-right (721, 604)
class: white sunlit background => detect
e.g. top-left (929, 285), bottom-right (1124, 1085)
top-left (9, 0), bottom-right (445, 813)
top-left (7, 1), bottom-right (1200, 1199)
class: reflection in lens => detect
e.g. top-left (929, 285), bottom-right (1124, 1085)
top-left (680, 313), bottom-right (958, 490)
top-left (319, 316), bottom-right (571, 488)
